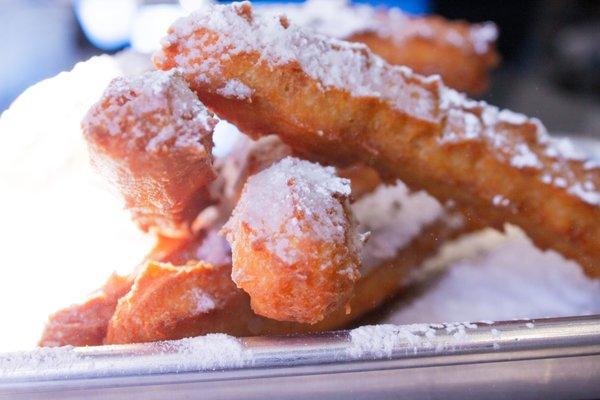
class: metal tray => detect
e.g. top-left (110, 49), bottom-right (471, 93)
top-left (1, 315), bottom-right (599, 399)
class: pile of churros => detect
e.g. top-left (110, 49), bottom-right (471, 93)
top-left (40, 1), bottom-right (600, 347)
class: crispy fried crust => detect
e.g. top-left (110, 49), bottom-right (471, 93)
top-left (39, 273), bottom-right (134, 347)
top-left (155, 2), bottom-right (600, 276)
top-left (347, 14), bottom-right (499, 94)
top-left (222, 157), bottom-right (361, 324)
top-left (82, 71), bottom-right (217, 238)
top-left (338, 164), bottom-right (382, 199)
top-left (105, 261), bottom-right (242, 344)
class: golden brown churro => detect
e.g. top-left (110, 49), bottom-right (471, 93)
top-left (105, 261), bottom-right (241, 344)
top-left (39, 273), bottom-right (134, 347)
top-left (82, 70), bottom-right (217, 238)
top-left (155, 2), bottom-right (600, 276)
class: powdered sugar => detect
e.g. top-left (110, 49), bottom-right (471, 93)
top-left (1, 334), bottom-right (249, 379)
top-left (194, 228), bottom-right (232, 266)
top-left (162, 334), bottom-right (248, 369)
top-left (0, 53), bottom-right (156, 351)
top-left (348, 321), bottom-right (482, 358)
top-left (257, 0), bottom-right (377, 40)
top-left (470, 23), bottom-right (498, 54)
top-left (497, 109), bottom-right (529, 125)
top-left (216, 79), bottom-right (254, 100)
top-left (348, 324), bottom-right (434, 358)
top-left (568, 182), bottom-right (600, 205)
top-left (492, 194), bottom-right (510, 207)
top-left (0, 346), bottom-right (84, 378)
top-left (438, 87), bottom-right (600, 204)
top-left (510, 143), bottom-right (542, 169)
top-left (544, 137), bottom-right (586, 160)
top-left (89, 70), bottom-right (215, 154)
top-left (352, 181), bottom-right (444, 272)
top-left (440, 109), bottom-right (482, 143)
top-left (189, 288), bottom-right (217, 314)
top-left (385, 229), bottom-right (600, 324)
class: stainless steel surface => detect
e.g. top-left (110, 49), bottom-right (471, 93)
top-left (1, 315), bottom-right (599, 399)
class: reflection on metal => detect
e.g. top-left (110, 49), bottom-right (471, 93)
top-left (1, 315), bottom-right (599, 399)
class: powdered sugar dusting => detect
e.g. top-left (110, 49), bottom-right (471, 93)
top-left (385, 230), bottom-right (600, 324)
top-left (348, 322), bottom-right (481, 358)
top-left (0, 346), bottom-right (84, 378)
top-left (195, 228), bottom-right (232, 266)
top-left (157, 334), bottom-right (248, 370)
top-left (470, 23), bottom-right (498, 54)
top-left (568, 182), bottom-right (600, 205)
top-left (216, 79), bottom-right (254, 100)
top-left (348, 324), bottom-right (435, 358)
top-left (492, 194), bottom-right (510, 207)
top-left (352, 181), bottom-right (444, 272)
top-left (510, 143), bottom-right (542, 169)
top-left (1, 334), bottom-right (249, 378)
top-left (89, 70), bottom-right (215, 154)
top-left (188, 288), bottom-right (217, 314)
top-left (543, 137), bottom-right (586, 160)
top-left (223, 156), bottom-right (354, 265)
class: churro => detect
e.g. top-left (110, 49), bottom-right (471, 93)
top-left (82, 70), bottom-right (217, 238)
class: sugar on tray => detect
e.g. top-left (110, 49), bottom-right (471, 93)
top-left (352, 181), bottom-right (444, 272)
top-left (385, 229), bottom-right (600, 324)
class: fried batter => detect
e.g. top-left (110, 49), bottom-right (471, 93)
top-left (82, 70), bottom-right (217, 238)
top-left (105, 261), bottom-right (241, 344)
top-left (155, 2), bottom-right (600, 276)
top-left (222, 157), bottom-right (361, 324)
top-left (39, 273), bottom-right (133, 347)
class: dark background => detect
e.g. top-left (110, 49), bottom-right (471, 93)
top-left (1, 0), bottom-right (599, 135)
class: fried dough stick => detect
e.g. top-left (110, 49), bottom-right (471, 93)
top-left (222, 157), bottom-right (361, 324)
top-left (82, 70), bottom-right (217, 238)
top-left (258, 0), bottom-right (499, 94)
top-left (155, 2), bottom-right (600, 276)
top-left (105, 261), bottom-right (243, 344)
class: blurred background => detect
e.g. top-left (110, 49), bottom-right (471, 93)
top-left (1, 0), bottom-right (599, 135)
